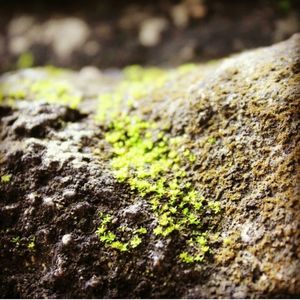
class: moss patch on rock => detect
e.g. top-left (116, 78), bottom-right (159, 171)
top-left (0, 34), bottom-right (299, 298)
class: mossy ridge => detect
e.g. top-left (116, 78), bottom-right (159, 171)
top-left (0, 67), bottom-right (81, 109)
top-left (96, 65), bottom-right (168, 122)
top-left (95, 63), bottom-right (200, 123)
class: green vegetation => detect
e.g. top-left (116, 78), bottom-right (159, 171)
top-left (96, 65), bottom-right (167, 122)
top-left (0, 67), bottom-right (81, 108)
top-left (29, 79), bottom-right (81, 108)
top-left (98, 113), bottom-right (221, 262)
top-left (277, 0), bottom-right (292, 13)
top-left (17, 52), bottom-right (34, 69)
top-left (94, 64), bottom-right (222, 263)
top-left (11, 236), bottom-right (21, 246)
top-left (96, 213), bottom-right (147, 252)
top-left (207, 136), bottom-right (217, 145)
top-left (27, 237), bottom-right (35, 251)
top-left (1, 174), bottom-right (12, 183)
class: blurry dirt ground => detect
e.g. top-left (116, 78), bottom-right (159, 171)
top-left (0, 0), bottom-right (299, 71)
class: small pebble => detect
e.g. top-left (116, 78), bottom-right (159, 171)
top-left (43, 197), bottom-right (54, 206)
top-left (63, 189), bottom-right (76, 200)
top-left (62, 234), bottom-right (72, 245)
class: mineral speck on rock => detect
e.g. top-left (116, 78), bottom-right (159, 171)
top-left (62, 234), bottom-right (72, 246)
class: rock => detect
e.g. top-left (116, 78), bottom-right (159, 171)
top-left (61, 234), bottom-right (72, 246)
top-left (0, 34), bottom-right (299, 298)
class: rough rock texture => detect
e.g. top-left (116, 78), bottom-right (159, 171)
top-left (0, 34), bottom-right (299, 298)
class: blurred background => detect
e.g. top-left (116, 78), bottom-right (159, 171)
top-left (0, 0), bottom-right (299, 72)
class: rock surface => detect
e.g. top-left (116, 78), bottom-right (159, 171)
top-left (0, 34), bottom-right (299, 298)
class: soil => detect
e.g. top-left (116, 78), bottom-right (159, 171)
top-left (0, 34), bottom-right (299, 298)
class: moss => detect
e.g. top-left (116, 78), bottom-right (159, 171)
top-left (96, 213), bottom-right (146, 252)
top-left (208, 201), bottom-right (222, 214)
top-left (93, 64), bottom-right (224, 263)
top-left (129, 235), bottom-right (142, 248)
top-left (17, 52), bottom-right (34, 69)
top-left (96, 65), bottom-right (167, 123)
top-left (100, 113), bottom-right (222, 262)
top-left (175, 63), bottom-right (197, 75)
top-left (1, 63), bottom-right (222, 264)
top-left (27, 237), bottom-right (35, 251)
top-left (11, 236), bottom-right (21, 246)
top-left (1, 174), bottom-right (12, 183)
top-left (0, 68), bottom-right (81, 109)
top-left (111, 241), bottom-right (128, 252)
top-left (29, 79), bottom-right (81, 108)
top-left (179, 251), bottom-right (196, 263)
top-left (207, 137), bottom-right (217, 145)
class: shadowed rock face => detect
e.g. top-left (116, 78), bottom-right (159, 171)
top-left (0, 34), bottom-right (299, 298)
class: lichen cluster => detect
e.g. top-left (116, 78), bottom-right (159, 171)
top-left (95, 213), bottom-right (147, 252)
top-left (0, 67), bottom-right (81, 108)
top-left (0, 63), bottom-right (221, 264)
top-left (92, 62), bottom-right (222, 263)
top-left (96, 65), bottom-right (167, 122)
top-left (1, 174), bottom-right (12, 183)
top-left (99, 113), bottom-right (221, 263)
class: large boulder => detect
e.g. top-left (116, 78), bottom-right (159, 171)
top-left (0, 34), bottom-right (299, 298)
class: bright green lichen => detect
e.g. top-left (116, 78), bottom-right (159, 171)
top-left (0, 68), bottom-right (81, 108)
top-left (96, 65), bottom-right (167, 122)
top-left (1, 174), bottom-right (12, 183)
top-left (207, 136), bottom-right (217, 145)
top-left (17, 52), bottom-right (34, 69)
top-left (93, 64), bottom-right (222, 263)
top-left (29, 79), bottom-right (81, 108)
top-left (96, 213), bottom-right (147, 252)
top-left (27, 237), bottom-right (35, 251)
top-left (100, 114), bottom-right (222, 262)
top-left (130, 235), bottom-right (142, 248)
top-left (111, 241), bottom-right (128, 252)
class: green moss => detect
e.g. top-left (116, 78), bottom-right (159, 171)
top-left (175, 63), bottom-right (197, 75)
top-left (207, 137), bottom-right (217, 145)
top-left (111, 241), bottom-right (128, 252)
top-left (179, 251), bottom-right (196, 263)
top-left (29, 79), bottom-right (81, 108)
top-left (1, 174), bottom-right (12, 183)
top-left (17, 52), bottom-right (34, 69)
top-left (27, 237), bottom-right (35, 251)
top-left (93, 64), bottom-right (222, 263)
top-left (96, 213), bottom-right (146, 252)
top-left (96, 65), bottom-right (167, 122)
top-left (11, 236), bottom-right (20, 246)
top-left (101, 114), bottom-right (221, 262)
top-left (99, 232), bottom-right (116, 243)
top-left (129, 235), bottom-right (142, 248)
top-left (0, 84), bottom-right (26, 100)
top-left (1, 68), bottom-right (81, 109)
top-left (208, 201), bottom-right (222, 214)
top-left (135, 227), bottom-right (147, 234)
